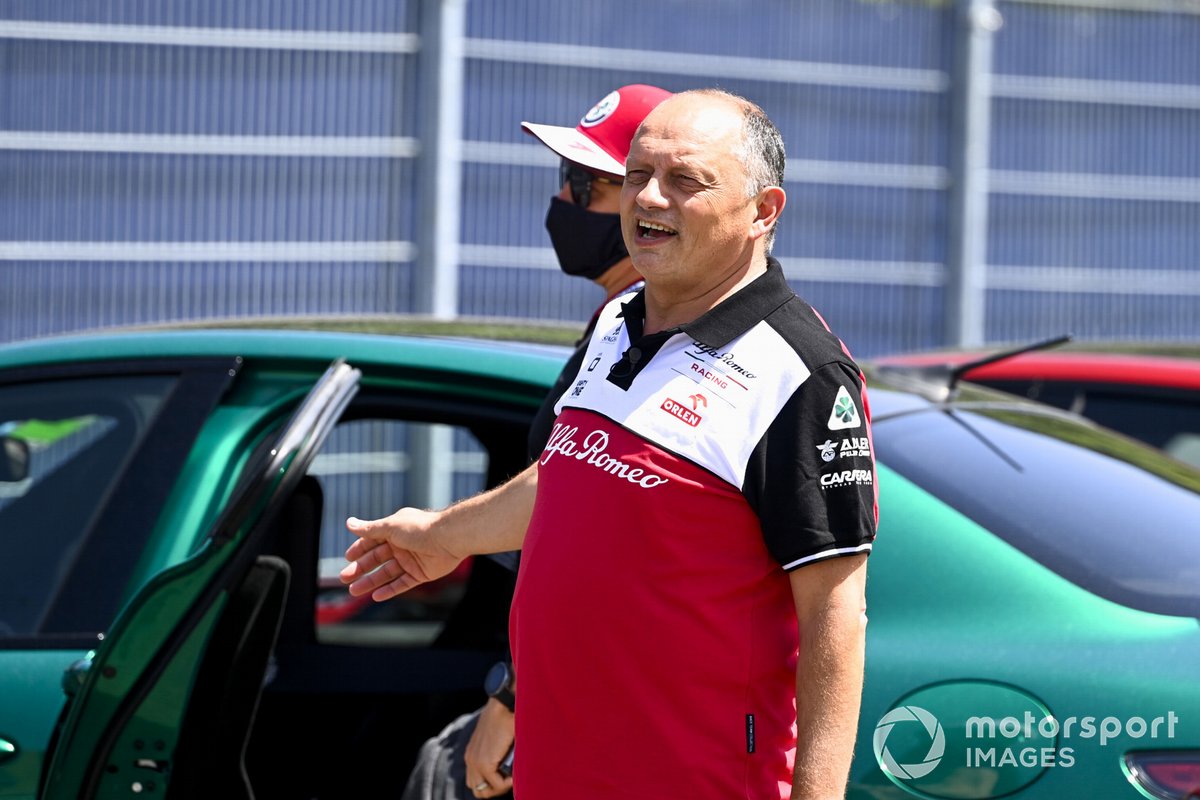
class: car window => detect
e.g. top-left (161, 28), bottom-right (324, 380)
top-left (873, 405), bottom-right (1200, 618)
top-left (310, 418), bottom-right (491, 647)
top-left (0, 375), bottom-right (175, 639)
top-left (971, 379), bottom-right (1079, 410)
top-left (1074, 392), bottom-right (1200, 467)
top-left (968, 379), bottom-right (1200, 468)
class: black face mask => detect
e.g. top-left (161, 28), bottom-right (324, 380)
top-left (544, 196), bottom-right (629, 281)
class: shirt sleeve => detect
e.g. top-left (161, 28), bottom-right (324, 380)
top-left (743, 360), bottom-right (878, 571)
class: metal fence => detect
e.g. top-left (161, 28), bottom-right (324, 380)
top-left (0, 0), bottom-right (1197, 356)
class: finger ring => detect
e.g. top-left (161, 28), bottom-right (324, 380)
top-left (474, 782), bottom-right (489, 792)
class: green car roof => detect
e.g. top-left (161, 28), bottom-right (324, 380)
top-left (0, 328), bottom-right (570, 389)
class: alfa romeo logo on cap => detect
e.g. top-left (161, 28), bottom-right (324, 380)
top-left (581, 90), bottom-right (620, 127)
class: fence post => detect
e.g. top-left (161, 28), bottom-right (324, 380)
top-left (415, 0), bottom-right (466, 319)
top-left (945, 0), bottom-right (1001, 348)
top-left (409, 0), bottom-right (467, 510)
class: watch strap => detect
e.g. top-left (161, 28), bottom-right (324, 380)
top-left (490, 684), bottom-right (516, 712)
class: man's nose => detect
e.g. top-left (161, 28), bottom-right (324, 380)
top-left (636, 177), bottom-right (667, 209)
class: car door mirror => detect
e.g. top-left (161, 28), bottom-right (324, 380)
top-left (0, 435), bottom-right (29, 482)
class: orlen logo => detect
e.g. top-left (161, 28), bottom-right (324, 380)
top-left (660, 398), bottom-right (702, 427)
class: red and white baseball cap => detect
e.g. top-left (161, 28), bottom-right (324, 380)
top-left (521, 84), bottom-right (673, 177)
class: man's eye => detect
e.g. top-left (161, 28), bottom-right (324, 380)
top-left (625, 170), bottom-right (649, 184)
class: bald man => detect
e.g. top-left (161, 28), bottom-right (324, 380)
top-left (345, 89), bottom-right (877, 800)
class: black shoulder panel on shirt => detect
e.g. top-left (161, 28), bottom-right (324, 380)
top-left (763, 294), bottom-right (863, 378)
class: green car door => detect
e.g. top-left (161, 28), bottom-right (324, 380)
top-left (38, 360), bottom-right (359, 800)
top-left (0, 356), bottom-right (243, 799)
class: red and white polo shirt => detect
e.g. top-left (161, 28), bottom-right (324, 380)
top-left (511, 259), bottom-right (877, 800)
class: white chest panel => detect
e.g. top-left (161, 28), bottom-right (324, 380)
top-left (555, 302), bottom-right (810, 489)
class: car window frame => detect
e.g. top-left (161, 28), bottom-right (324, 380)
top-left (263, 386), bottom-right (535, 693)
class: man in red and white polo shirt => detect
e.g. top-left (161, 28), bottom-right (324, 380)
top-left (343, 88), bottom-right (877, 800)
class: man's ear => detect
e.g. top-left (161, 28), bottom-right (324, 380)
top-left (750, 186), bottom-right (786, 243)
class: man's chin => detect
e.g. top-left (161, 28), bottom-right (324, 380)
top-left (630, 244), bottom-right (676, 270)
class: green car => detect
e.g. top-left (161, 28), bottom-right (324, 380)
top-left (0, 329), bottom-right (1196, 800)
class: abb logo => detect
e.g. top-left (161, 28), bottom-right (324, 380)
top-left (660, 398), bottom-right (702, 427)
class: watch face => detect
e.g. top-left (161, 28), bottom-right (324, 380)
top-left (485, 660), bottom-right (511, 695)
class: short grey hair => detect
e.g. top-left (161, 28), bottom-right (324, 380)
top-left (679, 89), bottom-right (786, 251)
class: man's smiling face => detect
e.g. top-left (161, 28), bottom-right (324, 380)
top-left (620, 94), bottom-right (763, 294)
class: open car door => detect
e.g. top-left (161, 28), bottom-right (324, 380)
top-left (38, 359), bottom-right (360, 800)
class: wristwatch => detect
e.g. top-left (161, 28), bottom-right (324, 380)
top-left (484, 660), bottom-right (515, 712)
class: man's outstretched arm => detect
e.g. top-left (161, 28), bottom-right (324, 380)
top-left (340, 461), bottom-right (538, 601)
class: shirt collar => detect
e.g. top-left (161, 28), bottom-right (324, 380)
top-left (619, 257), bottom-right (794, 349)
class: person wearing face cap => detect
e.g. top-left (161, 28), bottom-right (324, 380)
top-left (521, 83), bottom-right (673, 460)
top-left (396, 83), bottom-right (672, 800)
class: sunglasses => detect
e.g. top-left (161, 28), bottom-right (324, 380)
top-left (559, 160), bottom-right (622, 209)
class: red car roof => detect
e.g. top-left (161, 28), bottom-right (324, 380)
top-left (876, 350), bottom-right (1200, 391)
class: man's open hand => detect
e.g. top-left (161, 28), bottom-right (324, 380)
top-left (339, 508), bottom-right (463, 601)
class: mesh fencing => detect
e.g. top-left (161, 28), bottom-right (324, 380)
top-left (1, 0), bottom-right (1196, 356)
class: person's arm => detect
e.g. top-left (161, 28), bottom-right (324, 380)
top-left (340, 461), bottom-right (538, 601)
top-left (788, 553), bottom-right (869, 800)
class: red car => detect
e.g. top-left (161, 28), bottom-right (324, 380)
top-left (875, 338), bottom-right (1200, 468)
